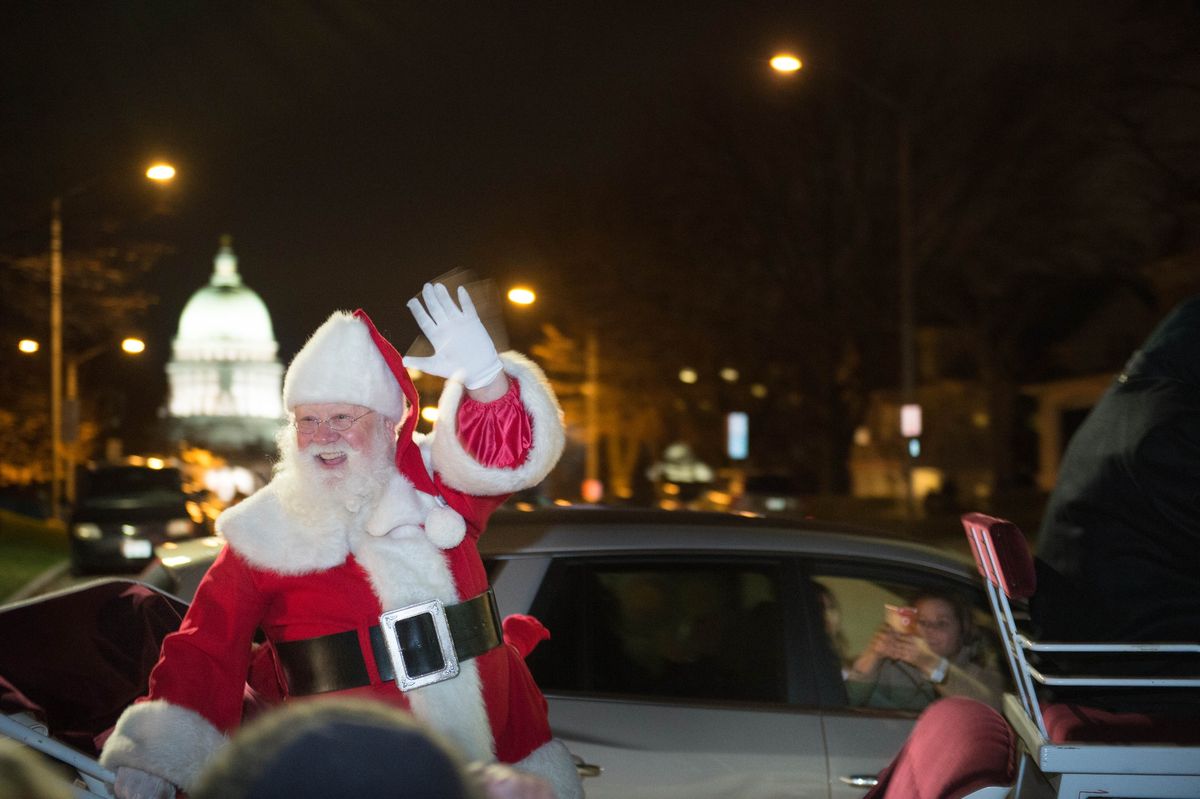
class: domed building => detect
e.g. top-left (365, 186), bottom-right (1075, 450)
top-left (166, 236), bottom-right (284, 453)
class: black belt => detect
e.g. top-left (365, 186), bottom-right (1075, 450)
top-left (275, 588), bottom-right (503, 696)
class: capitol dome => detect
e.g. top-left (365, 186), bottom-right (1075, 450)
top-left (174, 237), bottom-right (277, 361)
top-left (166, 236), bottom-right (284, 451)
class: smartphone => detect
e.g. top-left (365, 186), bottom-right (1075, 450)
top-left (885, 603), bottom-right (918, 633)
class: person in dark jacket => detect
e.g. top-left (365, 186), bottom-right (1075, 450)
top-left (1035, 295), bottom-right (1200, 647)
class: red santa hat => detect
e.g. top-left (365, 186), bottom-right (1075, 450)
top-left (282, 311), bottom-right (407, 422)
top-left (282, 310), bottom-right (439, 498)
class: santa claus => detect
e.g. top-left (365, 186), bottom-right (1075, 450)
top-left (100, 283), bottom-right (581, 798)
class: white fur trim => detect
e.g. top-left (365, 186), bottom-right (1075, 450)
top-left (365, 470), bottom-right (463, 547)
top-left (424, 504), bottom-right (467, 548)
top-left (349, 526), bottom-right (495, 760)
top-left (100, 700), bottom-right (227, 793)
top-left (217, 480), bottom-right (351, 574)
top-left (432, 351), bottom-right (564, 496)
top-left (514, 738), bottom-right (585, 799)
top-left (365, 471), bottom-right (432, 537)
top-left (282, 311), bottom-right (405, 418)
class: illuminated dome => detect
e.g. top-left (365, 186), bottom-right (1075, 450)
top-left (175, 237), bottom-right (277, 361)
top-left (166, 236), bottom-right (284, 451)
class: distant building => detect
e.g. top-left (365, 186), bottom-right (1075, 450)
top-left (165, 236), bottom-right (283, 454)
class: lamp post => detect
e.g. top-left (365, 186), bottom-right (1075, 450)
top-left (50, 196), bottom-right (63, 520)
top-left (505, 286), bottom-right (602, 502)
top-left (63, 337), bottom-right (146, 504)
top-left (771, 53), bottom-right (917, 515)
top-left (47, 163), bottom-right (175, 520)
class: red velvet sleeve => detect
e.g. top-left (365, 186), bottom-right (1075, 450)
top-left (145, 547), bottom-right (268, 732)
top-left (435, 379), bottom-right (533, 596)
top-left (455, 379), bottom-right (531, 469)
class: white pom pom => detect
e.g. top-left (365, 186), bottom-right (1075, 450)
top-left (424, 505), bottom-right (466, 549)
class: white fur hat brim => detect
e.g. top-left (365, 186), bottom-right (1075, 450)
top-left (283, 311), bottom-right (405, 419)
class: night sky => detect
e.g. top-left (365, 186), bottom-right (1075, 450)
top-left (0, 2), bottom-right (1179, 412)
top-left (6, 3), bottom-right (727, 355)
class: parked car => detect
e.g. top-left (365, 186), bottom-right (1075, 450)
top-left (68, 465), bottom-right (209, 575)
top-left (481, 508), bottom-right (1004, 799)
top-left (137, 535), bottom-right (226, 600)
top-left (730, 472), bottom-right (809, 516)
top-left (135, 506), bottom-right (1003, 798)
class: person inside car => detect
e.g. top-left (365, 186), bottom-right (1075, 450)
top-left (816, 582), bottom-right (852, 675)
top-left (99, 283), bottom-right (581, 799)
top-left (845, 591), bottom-right (1003, 711)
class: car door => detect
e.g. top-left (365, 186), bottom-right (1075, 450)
top-left (504, 554), bottom-right (832, 799)
top-left (800, 561), bottom-right (1007, 799)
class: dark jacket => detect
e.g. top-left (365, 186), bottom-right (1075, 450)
top-left (1035, 295), bottom-right (1200, 645)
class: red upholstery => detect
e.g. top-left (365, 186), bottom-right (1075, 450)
top-left (864, 697), bottom-right (1017, 799)
top-left (961, 513), bottom-right (1037, 600)
top-left (963, 511), bottom-right (1200, 751)
top-left (0, 580), bottom-right (187, 756)
top-left (1042, 702), bottom-right (1200, 745)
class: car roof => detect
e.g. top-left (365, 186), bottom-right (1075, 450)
top-left (480, 506), bottom-right (975, 577)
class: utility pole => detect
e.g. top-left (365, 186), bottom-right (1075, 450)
top-left (583, 331), bottom-right (602, 502)
top-left (898, 115), bottom-right (917, 519)
top-left (50, 197), bottom-right (63, 522)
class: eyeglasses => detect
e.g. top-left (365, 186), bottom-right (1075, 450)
top-left (294, 410), bottom-right (373, 435)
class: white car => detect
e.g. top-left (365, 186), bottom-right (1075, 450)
top-left (480, 507), bottom-right (1005, 799)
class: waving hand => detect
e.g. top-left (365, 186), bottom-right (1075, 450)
top-left (404, 283), bottom-right (504, 390)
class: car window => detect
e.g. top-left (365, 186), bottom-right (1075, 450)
top-left (807, 568), bottom-right (1007, 713)
top-left (525, 558), bottom-right (790, 704)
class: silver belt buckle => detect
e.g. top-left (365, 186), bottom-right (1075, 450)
top-left (379, 599), bottom-right (460, 691)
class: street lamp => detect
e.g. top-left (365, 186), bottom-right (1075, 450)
top-left (770, 53), bottom-right (918, 514)
top-left (63, 337), bottom-right (147, 504)
top-left (48, 162), bottom-right (175, 519)
top-left (506, 286), bottom-right (536, 306)
top-left (504, 286), bottom-right (602, 503)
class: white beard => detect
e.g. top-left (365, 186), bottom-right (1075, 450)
top-left (271, 424), bottom-right (396, 540)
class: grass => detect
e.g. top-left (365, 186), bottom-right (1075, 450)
top-left (0, 509), bottom-right (68, 602)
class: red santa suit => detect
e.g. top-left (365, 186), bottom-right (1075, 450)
top-left (100, 310), bottom-right (579, 797)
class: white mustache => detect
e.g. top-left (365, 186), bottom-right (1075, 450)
top-left (303, 444), bottom-right (350, 457)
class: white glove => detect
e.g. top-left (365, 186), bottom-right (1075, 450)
top-left (469, 762), bottom-right (557, 799)
top-left (114, 766), bottom-right (175, 799)
top-left (404, 282), bottom-right (504, 390)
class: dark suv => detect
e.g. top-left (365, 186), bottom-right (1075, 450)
top-left (68, 465), bottom-right (208, 575)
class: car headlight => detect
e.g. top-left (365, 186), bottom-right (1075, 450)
top-left (166, 518), bottom-right (195, 538)
top-left (72, 522), bottom-right (102, 540)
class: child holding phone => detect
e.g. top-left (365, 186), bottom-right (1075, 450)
top-left (845, 592), bottom-right (1003, 711)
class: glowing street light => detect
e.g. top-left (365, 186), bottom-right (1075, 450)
top-left (769, 53), bottom-right (802, 74)
top-left (121, 337), bottom-right (146, 354)
top-left (506, 286), bottom-right (536, 305)
top-left (48, 164), bottom-right (175, 518)
top-left (63, 338), bottom-right (147, 503)
top-left (506, 285), bottom-right (602, 501)
top-left (145, 163), bottom-right (177, 182)
top-left (770, 51), bottom-right (917, 514)
top-left (18, 339), bottom-right (40, 354)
